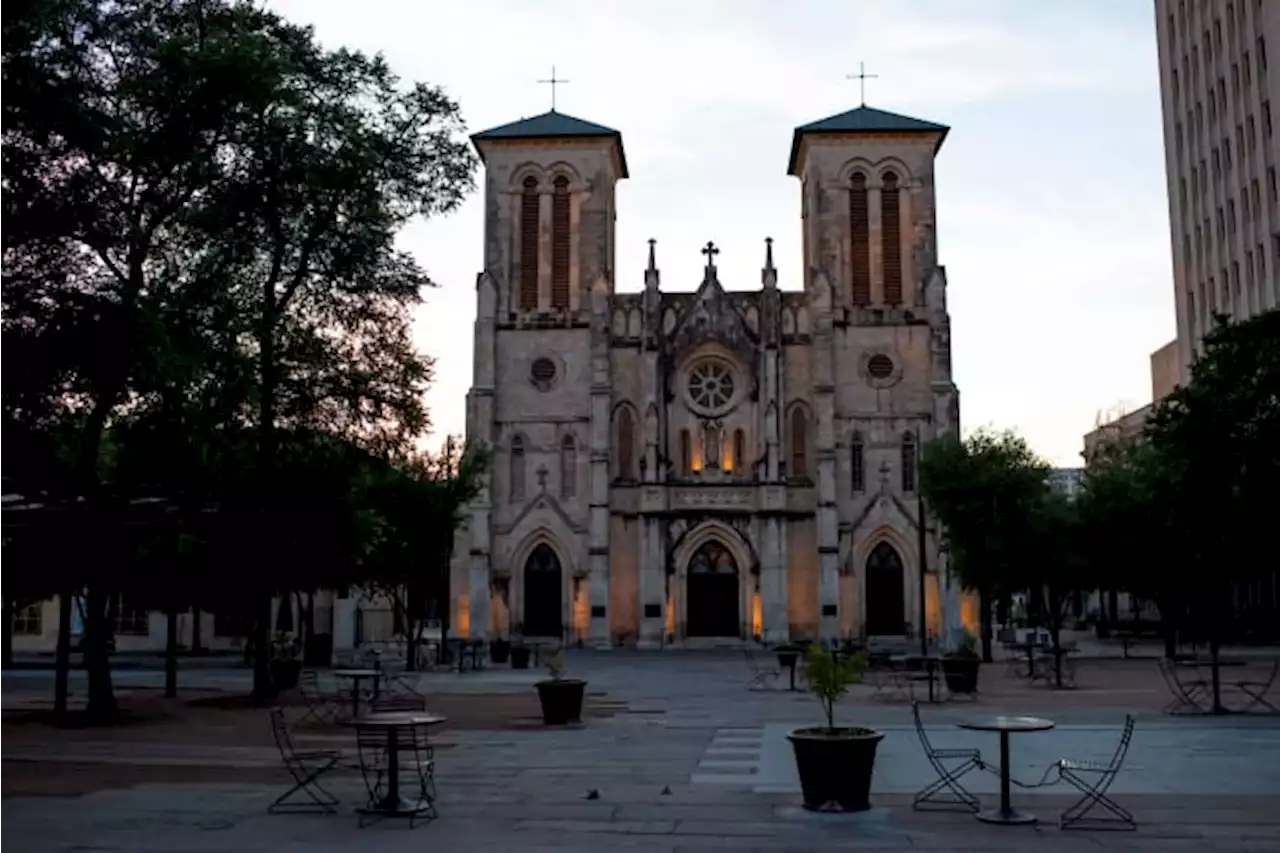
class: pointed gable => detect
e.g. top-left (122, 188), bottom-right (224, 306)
top-left (787, 105), bottom-right (949, 175)
top-left (668, 267), bottom-right (758, 358)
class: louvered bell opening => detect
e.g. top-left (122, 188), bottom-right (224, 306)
top-left (881, 172), bottom-right (902, 304)
top-left (520, 177), bottom-right (540, 310)
top-left (551, 176), bottom-right (571, 308)
top-left (850, 173), bottom-right (871, 305)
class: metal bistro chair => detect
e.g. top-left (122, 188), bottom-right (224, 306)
top-left (744, 647), bottom-right (782, 691)
top-left (268, 707), bottom-right (341, 815)
top-left (296, 670), bottom-right (341, 726)
top-left (1049, 714), bottom-right (1137, 831)
top-left (911, 702), bottom-right (985, 812)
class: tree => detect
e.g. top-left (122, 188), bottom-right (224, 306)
top-left (1141, 309), bottom-right (1280, 710)
top-left (1078, 440), bottom-right (1186, 656)
top-left (190, 7), bottom-right (476, 699)
top-left (4, 0), bottom-right (313, 721)
top-left (361, 438), bottom-right (489, 669)
top-left (4, 0), bottom-right (478, 709)
top-left (919, 429), bottom-right (1052, 661)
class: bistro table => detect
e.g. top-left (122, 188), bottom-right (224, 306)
top-left (331, 668), bottom-right (383, 719)
top-left (342, 712), bottom-right (447, 822)
top-left (956, 715), bottom-right (1056, 825)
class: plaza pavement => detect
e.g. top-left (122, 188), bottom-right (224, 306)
top-left (4, 650), bottom-right (1280, 852)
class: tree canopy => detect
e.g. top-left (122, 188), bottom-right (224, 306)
top-left (3, 0), bottom-right (483, 716)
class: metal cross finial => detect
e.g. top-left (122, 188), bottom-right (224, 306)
top-left (535, 464), bottom-right (549, 488)
top-left (537, 65), bottom-right (570, 111)
top-left (846, 61), bottom-right (879, 107)
top-left (701, 241), bottom-right (720, 265)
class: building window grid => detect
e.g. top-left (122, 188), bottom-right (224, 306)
top-left (13, 603), bottom-right (42, 636)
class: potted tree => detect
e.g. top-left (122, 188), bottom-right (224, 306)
top-left (941, 630), bottom-right (981, 695)
top-left (269, 631), bottom-right (303, 691)
top-left (534, 648), bottom-right (586, 725)
top-left (787, 645), bottom-right (880, 812)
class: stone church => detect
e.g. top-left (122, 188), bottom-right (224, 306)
top-left (450, 101), bottom-right (971, 648)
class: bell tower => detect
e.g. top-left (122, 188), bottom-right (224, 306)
top-left (787, 104), bottom-right (948, 310)
top-left (472, 110), bottom-right (628, 320)
top-left (460, 108), bottom-right (628, 646)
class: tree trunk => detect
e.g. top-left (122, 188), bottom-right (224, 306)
top-left (2, 601), bottom-right (12, 668)
top-left (54, 590), bottom-right (73, 717)
top-left (979, 592), bottom-right (994, 663)
top-left (82, 586), bottom-right (117, 723)
top-left (164, 603), bottom-right (179, 698)
top-left (190, 608), bottom-right (203, 654)
top-left (250, 593), bottom-right (274, 702)
top-left (1047, 588), bottom-right (1063, 689)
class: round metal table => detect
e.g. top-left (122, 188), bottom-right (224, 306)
top-left (331, 668), bottom-right (382, 718)
top-left (342, 712), bottom-right (447, 820)
top-left (956, 715), bottom-right (1055, 825)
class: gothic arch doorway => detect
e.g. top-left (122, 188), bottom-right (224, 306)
top-left (523, 543), bottom-right (563, 638)
top-left (865, 541), bottom-right (906, 636)
top-left (686, 541), bottom-right (740, 638)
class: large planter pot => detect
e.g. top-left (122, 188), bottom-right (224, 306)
top-left (787, 727), bottom-right (884, 812)
top-left (510, 646), bottom-right (531, 670)
top-left (270, 659), bottom-right (302, 691)
top-left (490, 639), bottom-right (511, 664)
top-left (535, 678), bottom-right (587, 725)
top-left (941, 657), bottom-right (981, 694)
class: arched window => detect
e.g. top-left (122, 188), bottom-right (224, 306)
top-left (616, 407), bottom-right (636, 480)
top-left (849, 172), bottom-right (871, 305)
top-left (790, 407), bottom-right (809, 478)
top-left (881, 171), bottom-right (903, 304)
top-left (901, 431), bottom-right (917, 492)
top-left (510, 435), bottom-right (526, 500)
top-left (733, 429), bottom-right (746, 475)
top-left (851, 431), bottom-right (865, 493)
top-left (560, 434), bottom-right (577, 498)
top-left (680, 429), bottom-right (692, 475)
top-left (519, 176), bottom-right (540, 311)
top-left (551, 175), bottom-right (570, 309)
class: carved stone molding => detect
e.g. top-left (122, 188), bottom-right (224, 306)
top-left (672, 487), bottom-right (754, 510)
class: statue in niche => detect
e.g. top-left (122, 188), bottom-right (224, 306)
top-left (703, 421), bottom-right (722, 470)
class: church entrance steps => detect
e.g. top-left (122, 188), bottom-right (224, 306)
top-left (691, 726), bottom-right (765, 786)
top-left (674, 637), bottom-right (760, 651)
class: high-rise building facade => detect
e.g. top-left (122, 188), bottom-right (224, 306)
top-left (1154, 0), bottom-right (1280, 376)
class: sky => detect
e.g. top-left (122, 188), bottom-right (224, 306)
top-left (268, 0), bottom-right (1176, 468)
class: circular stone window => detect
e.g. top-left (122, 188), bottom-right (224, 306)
top-left (530, 357), bottom-right (558, 391)
top-left (687, 361), bottom-right (736, 413)
top-left (867, 354), bottom-right (895, 380)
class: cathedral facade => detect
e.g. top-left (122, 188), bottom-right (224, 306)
top-left (451, 103), bottom-right (967, 648)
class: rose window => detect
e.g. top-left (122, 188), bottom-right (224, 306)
top-left (687, 362), bottom-right (736, 412)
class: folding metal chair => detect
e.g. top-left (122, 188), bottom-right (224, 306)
top-left (744, 647), bottom-right (781, 690)
top-left (1051, 714), bottom-right (1137, 831)
top-left (911, 702), bottom-right (984, 812)
top-left (1237, 659), bottom-right (1279, 714)
top-left (268, 707), bottom-right (341, 815)
top-left (1157, 657), bottom-right (1208, 714)
top-left (296, 670), bottom-right (341, 726)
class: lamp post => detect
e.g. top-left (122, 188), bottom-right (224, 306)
top-left (915, 424), bottom-right (930, 658)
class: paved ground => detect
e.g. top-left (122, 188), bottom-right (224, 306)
top-left (4, 650), bottom-right (1280, 851)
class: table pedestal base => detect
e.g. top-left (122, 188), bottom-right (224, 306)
top-left (359, 797), bottom-right (433, 818)
top-left (976, 807), bottom-right (1037, 825)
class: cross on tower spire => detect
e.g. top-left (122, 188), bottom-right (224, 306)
top-left (701, 241), bottom-right (720, 267)
top-left (846, 61), bottom-right (878, 107)
top-left (537, 65), bottom-right (570, 111)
